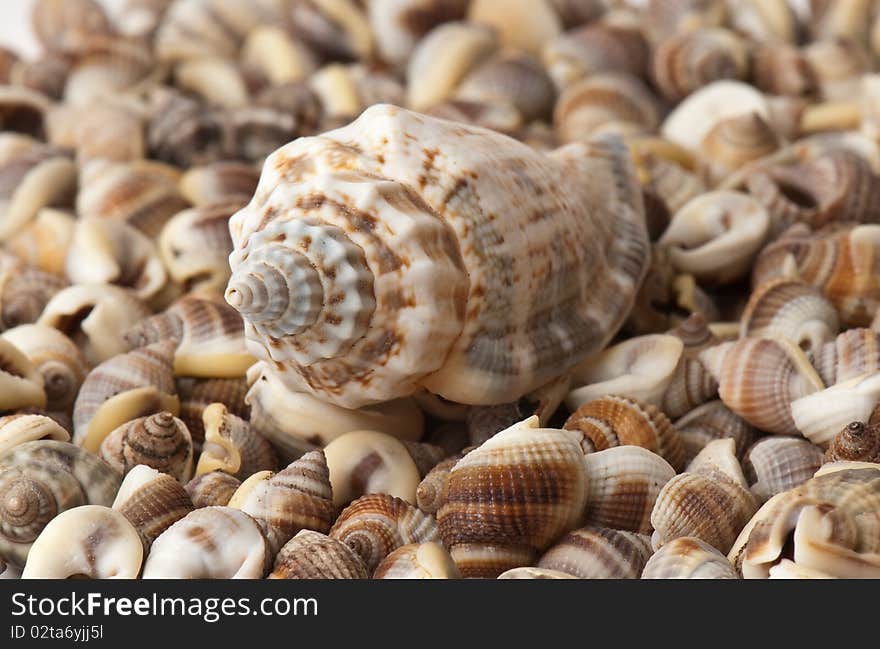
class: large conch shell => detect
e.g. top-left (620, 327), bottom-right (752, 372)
top-left (226, 104), bottom-right (649, 409)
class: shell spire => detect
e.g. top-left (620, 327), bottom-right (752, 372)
top-left (226, 104), bottom-right (649, 408)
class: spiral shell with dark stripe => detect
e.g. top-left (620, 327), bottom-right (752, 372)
top-left (536, 525), bottom-right (653, 579)
top-left (270, 529), bottom-right (370, 580)
top-left (113, 464), bottom-right (194, 549)
top-left (99, 412), bottom-right (194, 481)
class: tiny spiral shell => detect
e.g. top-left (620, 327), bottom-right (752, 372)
top-left (563, 395), bottom-right (686, 471)
top-left (270, 529), bottom-right (370, 580)
top-left (743, 437), bottom-right (825, 504)
top-left (329, 493), bottom-right (439, 572)
top-left (437, 417), bottom-right (588, 578)
top-left (231, 450), bottom-right (335, 556)
top-left (415, 453), bottom-right (462, 515)
top-left (1, 325), bottom-right (88, 413)
top-left (536, 525), bottom-right (653, 579)
top-left (112, 464), bottom-right (194, 549)
top-left (185, 470), bottom-right (241, 509)
top-left (0, 440), bottom-right (121, 567)
top-left (652, 28), bottom-right (749, 102)
top-left (641, 536), bottom-right (738, 579)
top-left (142, 506), bottom-right (269, 579)
top-left (740, 278), bottom-right (840, 353)
top-left (195, 402), bottom-right (276, 480)
top-left (72, 340), bottom-right (179, 452)
top-left (99, 412), bottom-right (194, 482)
top-left (825, 421), bottom-right (880, 463)
top-left (661, 314), bottom-right (720, 419)
top-left (373, 541), bottom-right (461, 579)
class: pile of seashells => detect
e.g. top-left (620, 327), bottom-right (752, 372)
top-left (1, 0), bottom-right (880, 580)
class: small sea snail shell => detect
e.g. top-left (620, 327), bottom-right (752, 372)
top-left (739, 279), bottom-right (840, 353)
top-left (0, 338), bottom-right (47, 411)
top-left (21, 505), bottom-right (142, 579)
top-left (176, 376), bottom-right (248, 451)
top-left (323, 430), bottom-right (421, 507)
top-left (496, 567), bottom-right (575, 579)
top-left (99, 412), bottom-right (194, 482)
top-left (0, 414), bottom-right (69, 456)
top-left (437, 416), bottom-right (589, 578)
top-left (565, 334), bottom-right (684, 411)
top-left (245, 362), bottom-right (424, 461)
top-left (185, 470), bottom-right (241, 509)
top-left (674, 400), bottom-right (757, 464)
top-left (743, 437), bottom-right (825, 503)
top-left (178, 162), bottom-right (259, 208)
top-left (825, 421), bottom-right (880, 463)
top-left (536, 525), bottom-right (653, 579)
top-left (641, 536), bottom-right (739, 579)
top-left (329, 493), bottom-right (439, 573)
top-left (195, 402), bottom-right (276, 480)
top-left (229, 450), bottom-right (335, 556)
top-left (415, 453), bottom-right (464, 515)
top-left (373, 542), bottom-right (460, 579)
top-left (0, 256), bottom-right (68, 331)
top-left (657, 191), bottom-right (770, 286)
top-left (563, 395), bottom-right (686, 471)
top-left (790, 373), bottom-right (880, 447)
top-left (122, 295), bottom-right (255, 379)
top-left (661, 314), bottom-right (720, 420)
top-left (142, 506), bottom-right (269, 579)
top-left (582, 446), bottom-right (676, 534)
top-left (72, 340), bottom-right (180, 452)
top-left (1, 325), bottom-right (88, 413)
top-left (367, 0), bottom-right (468, 68)
top-left (38, 283), bottom-right (152, 365)
top-left (812, 329), bottom-right (880, 387)
top-left (112, 464), bottom-right (194, 550)
top-left (0, 440), bottom-right (121, 567)
top-left (31, 0), bottom-right (113, 56)
top-left (269, 529), bottom-right (370, 580)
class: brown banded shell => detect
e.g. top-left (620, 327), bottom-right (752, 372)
top-left (99, 412), bottom-right (194, 482)
top-left (71, 340), bottom-right (179, 453)
top-left (425, 99), bottom-right (522, 135)
top-left (62, 36), bottom-right (159, 107)
top-left (0, 440), bottom-right (121, 567)
top-left (456, 51), bottom-right (556, 123)
top-left (416, 453), bottom-right (462, 515)
top-left (65, 218), bottom-right (168, 303)
top-left (651, 440), bottom-right (758, 553)
top-left (645, 0), bottom-right (727, 41)
top-left (329, 493), bottom-right (439, 573)
top-left (31, 0), bottom-right (113, 55)
top-left (9, 55), bottom-right (70, 100)
top-left (804, 38), bottom-right (869, 101)
top-left (112, 464), bottom-right (194, 549)
top-left (658, 191), bottom-right (770, 286)
top-left (46, 102), bottom-right (145, 165)
top-left (178, 163), bottom-right (259, 208)
top-left (270, 529), bottom-right (370, 580)
top-left (637, 154), bottom-right (706, 216)
top-left (582, 446), bottom-right (676, 534)
top-left (752, 224), bottom-right (880, 328)
top-left (743, 437), bottom-right (825, 503)
top-left (0, 414), bottom-right (69, 457)
top-left (323, 430), bottom-right (421, 507)
top-left (146, 89), bottom-right (228, 168)
top-left (641, 536), bottom-right (738, 579)
top-left (195, 402), bottom-right (276, 480)
top-left (1, 325), bottom-right (88, 412)
top-left (176, 376), bottom-right (248, 450)
top-left (76, 159), bottom-right (188, 239)
top-left (734, 466), bottom-right (880, 578)
top-left (652, 28), bottom-right (749, 103)
top-left (373, 541), bottom-right (461, 579)
top-left (698, 113), bottom-right (781, 186)
top-left (21, 505), bottom-right (142, 579)
top-left (367, 0), bottom-right (468, 67)
top-left (123, 295), bottom-right (253, 379)
top-left (699, 337), bottom-right (824, 436)
top-left (287, 0), bottom-right (372, 62)
top-left (563, 396), bottom-right (686, 471)
top-left (661, 314), bottom-right (720, 419)
top-left (536, 525), bottom-right (653, 579)
top-left (230, 450), bottom-right (335, 556)
top-left (437, 417), bottom-right (589, 578)
top-left (0, 338), bottom-right (47, 411)
top-left (740, 279), bottom-right (840, 352)
top-left (812, 330), bottom-right (880, 387)
top-left (554, 73), bottom-right (660, 143)
top-left (752, 44), bottom-right (818, 98)
top-left (745, 151), bottom-right (880, 235)
top-left (825, 421), bottom-right (880, 463)
top-left (674, 400), bottom-right (758, 464)
top-left (542, 23), bottom-right (649, 89)
top-left (37, 284), bottom-right (152, 365)
top-left (142, 506), bottom-right (270, 579)
top-left (0, 260), bottom-right (67, 331)
top-left (6, 208), bottom-right (75, 277)
top-left (185, 470), bottom-right (241, 509)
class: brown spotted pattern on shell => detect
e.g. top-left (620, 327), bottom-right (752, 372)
top-left (270, 529), bottom-right (370, 580)
top-left (563, 396), bottom-right (686, 471)
top-left (437, 417), bottom-right (588, 578)
top-left (226, 105), bottom-right (649, 409)
top-left (329, 492), bottom-right (439, 572)
top-left (743, 436), bottom-right (825, 503)
top-left (825, 421), bottom-right (880, 463)
top-left (99, 412), bottom-right (194, 482)
top-left (536, 525), bottom-right (653, 579)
